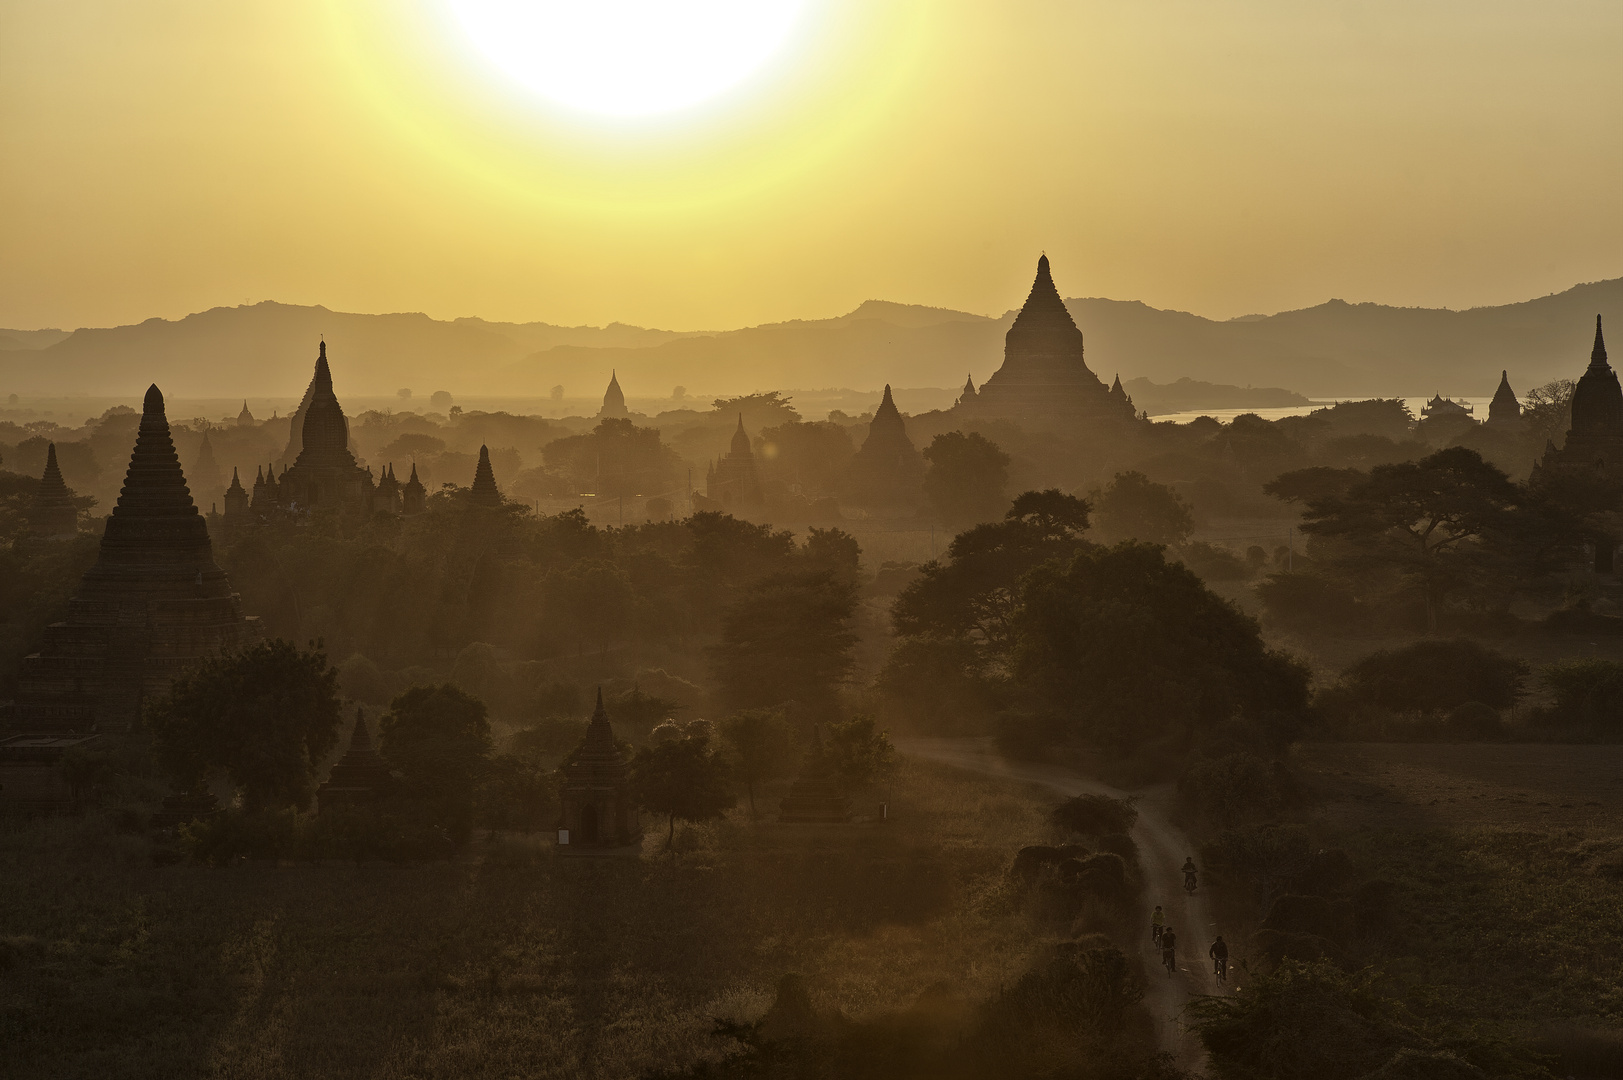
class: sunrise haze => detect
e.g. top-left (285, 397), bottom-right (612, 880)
top-left (4, 0), bottom-right (1622, 337)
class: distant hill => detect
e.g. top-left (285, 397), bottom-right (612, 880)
top-left (2, 277), bottom-right (1619, 401)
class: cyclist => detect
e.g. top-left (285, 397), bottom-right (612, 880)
top-left (1151, 905), bottom-right (1165, 945)
top-left (1159, 927), bottom-right (1177, 976)
top-left (1209, 935), bottom-right (1228, 981)
top-left (1182, 857), bottom-right (1198, 893)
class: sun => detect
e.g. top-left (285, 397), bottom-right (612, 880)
top-left (443, 0), bottom-right (811, 119)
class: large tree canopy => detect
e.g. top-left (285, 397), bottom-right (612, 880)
top-left (149, 639), bottom-right (343, 812)
top-left (1011, 542), bottom-right (1308, 752)
top-left (708, 568), bottom-right (858, 715)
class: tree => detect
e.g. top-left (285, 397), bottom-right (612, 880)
top-left (922, 431), bottom-right (1011, 528)
top-left (1011, 542), bottom-right (1309, 752)
top-left (1338, 639), bottom-right (1528, 713)
top-left (1051, 793), bottom-right (1138, 837)
top-left (803, 527), bottom-right (861, 581)
top-left (820, 715), bottom-right (898, 791)
top-left (1274, 447), bottom-right (1520, 633)
top-left (380, 683), bottom-right (493, 839)
top-left (541, 418), bottom-right (681, 497)
top-left (1089, 471), bottom-right (1194, 547)
top-left (709, 569), bottom-right (858, 714)
top-left (630, 733), bottom-right (736, 844)
top-left (891, 489), bottom-right (1092, 675)
top-left (718, 708), bottom-right (796, 816)
top-left (148, 639), bottom-right (343, 812)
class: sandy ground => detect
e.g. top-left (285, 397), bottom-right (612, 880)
top-left (1292, 742), bottom-right (1623, 832)
top-left (898, 737), bottom-right (1219, 1074)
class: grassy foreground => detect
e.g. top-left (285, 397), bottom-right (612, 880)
top-left (0, 762), bottom-right (1062, 1080)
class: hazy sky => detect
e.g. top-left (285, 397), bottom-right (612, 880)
top-left (4, 0), bottom-right (1621, 331)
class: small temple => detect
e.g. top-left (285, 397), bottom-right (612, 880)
top-left (222, 466), bottom-right (249, 524)
top-left (599, 371), bottom-right (630, 420)
top-left (1488, 371), bottom-right (1522, 425)
top-left (953, 255), bottom-right (1136, 430)
top-left (375, 464), bottom-right (402, 514)
top-left (29, 443), bottom-right (80, 538)
top-left (1421, 393), bottom-right (1474, 421)
top-left (10, 384), bottom-right (261, 734)
top-left (557, 689), bottom-right (641, 849)
top-left (190, 430), bottom-right (223, 510)
top-left (470, 445), bottom-right (503, 507)
top-left (236, 400), bottom-right (255, 427)
top-left (317, 709), bottom-right (394, 812)
top-left (705, 415), bottom-right (763, 510)
top-left (778, 725), bottom-right (852, 824)
top-left (402, 463), bottom-right (427, 515)
top-left (841, 385), bottom-right (924, 512)
top-left (1530, 316), bottom-right (1623, 571)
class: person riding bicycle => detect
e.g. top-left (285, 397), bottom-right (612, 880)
top-left (1159, 927), bottom-right (1177, 974)
top-left (1151, 905), bottom-right (1165, 944)
top-left (1209, 935), bottom-right (1228, 979)
top-left (1182, 857), bottom-right (1198, 892)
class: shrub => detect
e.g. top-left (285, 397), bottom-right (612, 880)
top-left (1339, 639), bottom-right (1526, 713)
top-left (1207, 823), bottom-right (1315, 911)
top-left (1256, 571), bottom-right (1365, 632)
top-left (1262, 894), bottom-right (1356, 943)
top-left (1539, 658), bottom-right (1623, 731)
top-left (1177, 541), bottom-right (1251, 581)
top-left (1444, 701), bottom-right (1503, 740)
top-left (1179, 753), bottom-right (1291, 825)
top-left (1050, 793), bottom-right (1138, 836)
top-left (1188, 959), bottom-right (1410, 1080)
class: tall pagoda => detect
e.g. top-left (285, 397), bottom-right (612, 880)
top-left (840, 385), bottom-right (924, 511)
top-left (599, 371), bottom-right (630, 420)
top-left (955, 255), bottom-right (1136, 430)
top-left (29, 443), bottom-right (80, 538)
top-left (11, 385), bottom-right (260, 732)
top-left (1530, 316), bottom-right (1623, 571)
top-left (276, 342), bottom-right (376, 514)
top-left (705, 415), bottom-right (763, 510)
top-left (470, 445), bottom-right (503, 507)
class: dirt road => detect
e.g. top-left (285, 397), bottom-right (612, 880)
top-left (899, 737), bottom-right (1220, 1072)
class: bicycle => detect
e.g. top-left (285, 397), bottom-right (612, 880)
top-left (1162, 948), bottom-right (1177, 977)
top-left (1213, 956), bottom-right (1227, 982)
top-left (1183, 871), bottom-right (1198, 895)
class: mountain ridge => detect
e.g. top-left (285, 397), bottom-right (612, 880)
top-left (1, 277), bottom-right (1618, 400)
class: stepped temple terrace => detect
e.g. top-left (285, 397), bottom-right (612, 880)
top-left (10, 385), bottom-right (260, 735)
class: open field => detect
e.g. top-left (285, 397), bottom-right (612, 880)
top-left (1293, 742), bottom-right (1623, 832)
top-left (1280, 742), bottom-right (1623, 1040)
top-left (0, 762), bottom-right (1064, 1080)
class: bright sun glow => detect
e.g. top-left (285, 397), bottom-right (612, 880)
top-left (444, 0), bottom-right (810, 118)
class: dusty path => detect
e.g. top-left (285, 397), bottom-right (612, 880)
top-left (899, 737), bottom-right (1219, 1073)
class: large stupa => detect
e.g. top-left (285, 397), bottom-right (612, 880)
top-left (275, 342), bottom-right (377, 513)
top-left (955, 255), bottom-right (1137, 430)
top-left (11, 385), bottom-right (261, 732)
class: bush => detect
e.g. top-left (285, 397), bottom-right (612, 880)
top-left (1050, 793), bottom-right (1137, 836)
top-left (1444, 701), bottom-right (1503, 740)
top-left (1256, 571), bottom-right (1365, 632)
top-left (1207, 823), bottom-right (1315, 911)
top-left (1179, 753), bottom-right (1292, 825)
top-left (1177, 540), bottom-right (1251, 582)
top-left (1262, 894), bottom-right (1355, 943)
top-left (1339, 639), bottom-right (1526, 713)
top-left (1538, 658), bottom-right (1623, 732)
top-left (1188, 959), bottom-right (1410, 1080)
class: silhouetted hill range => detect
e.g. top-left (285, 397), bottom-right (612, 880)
top-left (3, 276), bottom-right (1619, 401)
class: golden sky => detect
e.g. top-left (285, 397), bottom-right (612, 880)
top-left (3, 0), bottom-right (1621, 332)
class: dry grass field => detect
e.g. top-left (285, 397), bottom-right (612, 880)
top-left (1283, 742), bottom-right (1623, 1037)
top-left (0, 762), bottom-right (1066, 1080)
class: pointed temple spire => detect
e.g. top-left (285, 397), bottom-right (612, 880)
top-left (14, 382), bottom-right (259, 731)
top-left (731, 413), bottom-right (751, 455)
top-left (580, 687), bottom-right (620, 761)
top-left (237, 400), bottom-right (254, 426)
top-left (1489, 370), bottom-right (1522, 425)
top-left (470, 444), bottom-right (502, 507)
top-left (599, 370), bottom-right (629, 419)
top-left (298, 340), bottom-right (349, 456)
top-left (30, 442), bottom-right (78, 537)
top-left (1568, 314), bottom-right (1623, 439)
